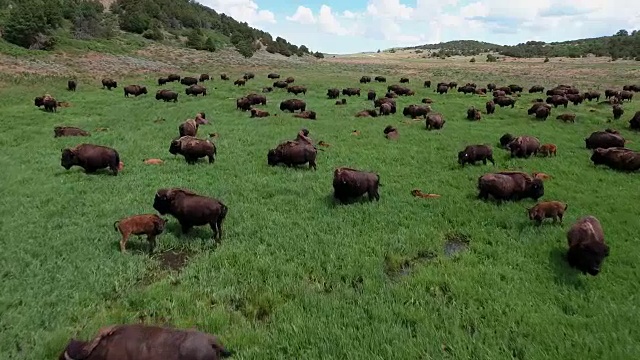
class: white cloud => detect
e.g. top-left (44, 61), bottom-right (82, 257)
top-left (286, 6), bottom-right (316, 25)
top-left (197, 0), bottom-right (276, 25)
top-left (279, 0), bottom-right (640, 53)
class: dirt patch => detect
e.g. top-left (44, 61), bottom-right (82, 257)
top-left (155, 249), bottom-right (193, 272)
top-left (384, 250), bottom-right (437, 279)
top-left (444, 232), bottom-right (470, 257)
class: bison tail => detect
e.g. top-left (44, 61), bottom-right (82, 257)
top-left (376, 174), bottom-right (383, 186)
top-left (113, 221), bottom-right (120, 232)
top-left (564, 203), bottom-right (568, 211)
top-left (220, 204), bottom-right (228, 220)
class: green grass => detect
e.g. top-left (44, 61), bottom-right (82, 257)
top-left (1, 69), bottom-right (640, 360)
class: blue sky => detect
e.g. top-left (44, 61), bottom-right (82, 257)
top-left (198, 0), bottom-right (640, 54)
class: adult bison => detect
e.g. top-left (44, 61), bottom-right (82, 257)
top-left (425, 113), bottom-right (445, 130)
top-left (246, 93), bottom-right (267, 106)
top-left (467, 107), bottom-right (481, 121)
top-left (477, 171), bottom-right (544, 202)
top-left (546, 95), bottom-right (568, 108)
top-left (591, 147), bottom-right (640, 172)
top-left (61, 144), bottom-right (120, 175)
top-left (243, 72), bottom-right (255, 80)
top-left (178, 119), bottom-right (199, 137)
top-left (199, 74), bottom-right (210, 82)
top-left (153, 188), bottom-right (227, 241)
top-left (566, 216), bottom-right (609, 276)
top-left (529, 85), bottom-right (544, 93)
top-left (124, 85), bottom-right (147, 97)
top-left (342, 88), bottom-right (361, 96)
top-left (285, 77), bottom-right (295, 83)
top-left (155, 89), bottom-right (178, 102)
top-left (327, 88), bottom-right (340, 99)
top-left (280, 99), bottom-right (306, 112)
top-left (54, 126), bottom-right (90, 137)
top-left (67, 80), bottom-right (77, 91)
top-left (268, 73), bottom-right (280, 79)
top-left (630, 111), bottom-right (640, 130)
top-left (566, 93), bottom-right (584, 105)
top-left (423, 80), bottom-right (431, 88)
top-left (508, 84), bottom-right (523, 93)
top-left (585, 130), bottom-right (626, 149)
top-left (236, 97), bottom-right (251, 111)
top-left (403, 104), bottom-right (431, 119)
top-left (185, 85), bottom-right (207, 96)
top-left (267, 139), bottom-right (317, 170)
top-left (234, 79), bottom-right (246, 86)
top-left (617, 90), bottom-right (633, 102)
top-left (287, 85), bottom-right (307, 95)
top-left (583, 91), bottom-right (601, 102)
top-left (436, 84), bottom-right (449, 94)
top-left (400, 77), bottom-right (409, 83)
top-left (506, 136), bottom-right (540, 158)
top-left (167, 74), bottom-right (181, 82)
top-left (375, 76), bottom-right (386, 82)
top-left (35, 95), bottom-right (58, 112)
top-left (605, 89), bottom-right (619, 99)
top-left (169, 136), bottom-right (216, 164)
top-left (360, 76), bottom-right (372, 83)
top-left (274, 80), bottom-right (288, 89)
top-left (486, 101), bottom-right (496, 114)
top-left (458, 145), bottom-right (494, 166)
top-left (58, 324), bottom-right (233, 360)
top-left (613, 104), bottom-right (624, 120)
top-left (101, 78), bottom-right (117, 90)
top-left (158, 77), bottom-right (168, 86)
top-left (332, 167), bottom-right (380, 204)
top-left (499, 133), bottom-right (514, 148)
top-left (458, 86), bottom-right (475, 95)
top-left (180, 77), bottom-right (198, 86)
top-left (220, 73), bottom-right (229, 80)
top-left (494, 96), bottom-right (516, 108)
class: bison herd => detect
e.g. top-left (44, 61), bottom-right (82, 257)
top-left (37, 71), bottom-right (639, 358)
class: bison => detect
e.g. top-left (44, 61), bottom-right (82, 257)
top-left (169, 136), bottom-right (216, 164)
top-left (155, 89), bottom-right (178, 102)
top-left (585, 130), bottom-right (626, 149)
top-left (506, 136), bottom-right (540, 158)
top-left (178, 119), bottom-right (198, 137)
top-left (613, 104), bottom-right (624, 120)
top-left (234, 79), bottom-right (246, 86)
top-left (67, 80), bottom-right (77, 91)
top-left (566, 216), bottom-right (609, 276)
top-left (287, 85), bottom-right (307, 95)
top-left (185, 85), bottom-right (207, 96)
top-left (466, 107), bottom-right (481, 121)
top-left (403, 104), bottom-right (431, 119)
top-left (617, 90), bottom-right (633, 102)
top-left (529, 85), bottom-right (544, 93)
top-left (556, 113), bottom-right (576, 123)
top-left (477, 171), bottom-right (544, 202)
top-left (268, 73), bottom-right (280, 79)
top-left (332, 167), bottom-right (380, 204)
top-left (274, 81), bottom-right (288, 89)
top-left (494, 96), bottom-right (516, 108)
top-left (250, 108), bottom-right (270, 118)
top-left (356, 109), bottom-right (378, 117)
top-left (499, 133), bottom-right (514, 148)
top-left (61, 143), bottom-right (120, 175)
top-left (101, 78), bottom-right (117, 90)
top-left (167, 74), bottom-right (181, 82)
top-left (327, 88), bottom-right (340, 99)
top-left (335, 99), bottom-right (347, 105)
top-left (630, 111), bottom-right (640, 130)
top-left (124, 85), bottom-right (147, 97)
top-left (458, 86), bottom-right (475, 95)
top-left (342, 88), bottom-right (361, 96)
top-left (114, 214), bottom-right (166, 253)
top-left (220, 73), bottom-right (229, 80)
top-left (538, 143), bottom-right (557, 157)
top-left (153, 188), bottom-right (228, 241)
top-left (605, 89), bottom-right (619, 99)
top-left (378, 103), bottom-right (392, 116)
top-left (546, 95), bottom-right (568, 108)
top-left (527, 201), bottom-right (567, 225)
top-left (236, 97), bottom-right (251, 111)
top-left (285, 77), bottom-right (295, 83)
top-left (424, 80), bottom-right (431, 88)
top-left (375, 76), bottom-right (386, 82)
top-left (437, 85), bottom-right (449, 94)
top-left (280, 99), bottom-right (306, 113)
top-left (246, 93), bottom-right (266, 106)
top-left (383, 125), bottom-right (398, 139)
top-left (590, 147), bottom-right (640, 172)
top-left (425, 113), bottom-right (445, 130)
top-left (458, 145), bottom-right (494, 166)
top-left (35, 95), bottom-right (58, 112)
top-left (583, 91), bottom-right (601, 102)
top-left (58, 324), bottom-right (233, 360)
top-left (54, 126), bottom-right (90, 137)
top-left (360, 76), bottom-right (372, 83)
top-left (400, 77), bottom-right (409, 83)
top-left (565, 93), bottom-right (584, 105)
top-left (367, 90), bottom-right (376, 101)
top-left (293, 111), bottom-right (317, 120)
top-left (267, 140), bottom-right (317, 170)
top-left (158, 77), bottom-right (168, 85)
top-left (486, 101), bottom-right (496, 114)
top-left (243, 72), bottom-right (255, 80)
top-left (180, 77), bottom-right (198, 86)
top-left (199, 74), bottom-right (210, 82)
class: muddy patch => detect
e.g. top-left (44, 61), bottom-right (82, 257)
top-left (444, 232), bottom-right (470, 257)
top-left (384, 250), bottom-right (437, 279)
top-left (155, 249), bottom-right (193, 272)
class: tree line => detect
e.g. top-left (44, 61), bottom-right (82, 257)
top-left (0, 0), bottom-right (322, 59)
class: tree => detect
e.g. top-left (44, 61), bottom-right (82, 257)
top-left (615, 29), bottom-right (629, 37)
top-left (313, 51), bottom-right (324, 59)
top-left (235, 40), bottom-right (255, 58)
top-left (185, 28), bottom-right (204, 49)
top-left (486, 54), bottom-right (497, 62)
top-left (3, 0), bottom-right (61, 49)
top-left (203, 36), bottom-right (216, 52)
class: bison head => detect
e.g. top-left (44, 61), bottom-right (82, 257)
top-left (153, 189), bottom-right (174, 215)
top-left (267, 149), bottom-right (280, 166)
top-left (111, 81), bottom-right (117, 88)
top-left (60, 149), bottom-right (78, 169)
top-left (59, 339), bottom-right (89, 360)
top-left (567, 241), bottom-right (609, 276)
top-left (457, 151), bottom-right (469, 165)
top-left (34, 97), bottom-right (44, 107)
top-left (527, 178), bottom-right (545, 200)
top-left (154, 217), bottom-right (168, 234)
top-left (155, 91), bottom-right (163, 100)
top-left (590, 149), bottom-right (607, 165)
top-left (169, 140), bottom-right (182, 155)
top-left (140, 87), bottom-right (147, 94)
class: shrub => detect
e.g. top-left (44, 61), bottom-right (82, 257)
top-left (486, 54), bottom-right (497, 62)
top-left (470, 57), bottom-right (476, 63)
top-left (544, 57), bottom-right (550, 63)
top-left (142, 28), bottom-right (164, 41)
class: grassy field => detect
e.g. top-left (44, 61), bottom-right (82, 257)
top-left (1, 59), bottom-right (640, 360)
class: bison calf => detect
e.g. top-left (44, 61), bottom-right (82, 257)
top-left (556, 113), bottom-right (576, 123)
top-left (58, 324), bottom-right (232, 360)
top-left (332, 167), bottom-right (380, 204)
top-left (54, 126), bottom-right (90, 137)
top-left (538, 143), bottom-right (557, 157)
top-left (458, 145), bottom-right (494, 166)
top-left (566, 216), bottom-right (609, 276)
top-left (114, 214), bottom-right (166, 253)
top-left (527, 201), bottom-right (567, 225)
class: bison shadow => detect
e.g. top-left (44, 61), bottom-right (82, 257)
top-left (324, 194), bottom-right (379, 207)
top-left (113, 238), bottom-right (152, 255)
top-left (165, 221), bottom-right (218, 242)
top-left (548, 247), bottom-right (586, 289)
top-left (55, 168), bottom-right (116, 177)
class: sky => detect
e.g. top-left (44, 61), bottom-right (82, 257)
top-left (197, 0), bottom-right (640, 54)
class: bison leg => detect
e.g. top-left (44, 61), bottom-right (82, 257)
top-left (147, 234), bottom-right (156, 254)
top-left (119, 233), bottom-right (130, 253)
top-left (477, 190), bottom-right (489, 200)
top-left (209, 222), bottom-right (220, 243)
top-left (487, 156), bottom-right (495, 165)
top-left (208, 154), bottom-right (215, 164)
top-left (180, 224), bottom-right (192, 234)
top-left (369, 189), bottom-right (380, 201)
top-left (309, 159), bottom-right (317, 170)
top-left (84, 167), bottom-right (97, 174)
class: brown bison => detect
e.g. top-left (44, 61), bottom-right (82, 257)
top-left (167, 74), bottom-right (181, 82)
top-left (546, 95), bottom-right (568, 108)
top-left (623, 84), bottom-right (640, 92)
top-left (493, 90), bottom-right (506, 98)
top-left (585, 130), bottom-right (626, 149)
top-left (403, 104), bottom-right (431, 119)
top-left (287, 85), bottom-right (307, 95)
top-left (630, 111), bottom-right (640, 130)
top-left (114, 214), bottom-right (166, 253)
top-left (458, 145), bottom-right (494, 166)
top-left (557, 113), bottom-right (576, 123)
top-left (153, 188), bottom-right (228, 241)
top-left (280, 99), bottom-right (306, 112)
top-left (486, 101), bottom-right (496, 114)
top-left (243, 72), bottom-right (255, 80)
top-left (529, 85), bottom-right (544, 93)
top-left (262, 87), bottom-right (273, 93)
top-left (367, 90), bottom-right (376, 101)
top-left (617, 90), bottom-right (633, 102)
top-left (360, 76), bottom-right (372, 83)
top-left (466, 107), bottom-right (481, 121)
top-left (267, 139), bottom-right (317, 170)
top-left (527, 201), bottom-right (567, 225)
top-left (335, 99), bottom-right (347, 105)
top-left (538, 143), bottom-right (557, 157)
top-left (383, 125), bottom-right (398, 139)
top-left (374, 97), bottom-right (397, 113)
top-left (35, 95), bottom-right (58, 112)
top-left (68, 80), bottom-right (77, 91)
top-left (448, 82), bottom-right (458, 89)
top-left (268, 73), bottom-right (280, 79)
top-left (506, 136), bottom-right (540, 158)
top-left (124, 85), bottom-right (147, 97)
top-left (426, 113), bottom-right (445, 130)
top-left (487, 83), bottom-right (496, 91)
top-left (58, 324), bottom-right (232, 360)
top-left (327, 88), bottom-right (340, 99)
top-left (497, 86), bottom-right (512, 95)
top-left (101, 78), bottom-right (117, 90)
top-left (220, 73), bottom-right (229, 80)
top-left (246, 93), bottom-right (267, 106)
top-left (535, 106), bottom-right (551, 120)
top-left (477, 171), bottom-right (544, 202)
top-left (565, 93), bottom-right (584, 105)
top-left (385, 91), bottom-right (397, 98)
top-left (180, 77), bottom-right (198, 86)
top-left (236, 97), bottom-right (251, 111)
top-left (285, 77), bottom-right (295, 83)
top-left (494, 96), bottom-right (516, 108)
top-left (234, 79), bottom-right (246, 86)
top-left (250, 108), bottom-right (270, 118)
top-left (508, 84), bottom-right (523, 93)
top-left (423, 80), bottom-right (431, 88)
top-left (54, 126), bottom-right (90, 137)
top-left (613, 104), bottom-right (624, 120)
top-left (528, 102), bottom-right (551, 117)
top-left (400, 77), bottom-right (409, 83)
top-left (155, 89), bottom-right (178, 102)
top-left (178, 119), bottom-right (198, 137)
top-left (274, 81), bottom-right (288, 89)
top-left (61, 143), bottom-right (120, 175)
top-left (591, 147), bottom-right (640, 172)
top-left (583, 91), bottom-right (600, 102)
top-left (566, 216), bottom-right (609, 276)
top-left (158, 77), bottom-right (168, 86)
top-left (458, 85), bottom-right (475, 95)
top-left (437, 84), bottom-right (449, 94)
top-left (185, 85), bottom-right (207, 96)
top-left (342, 88), bottom-right (361, 96)
top-left (293, 111), bottom-right (317, 120)
top-left (199, 73), bottom-right (210, 82)
top-left (375, 76), bottom-right (386, 82)
top-left (169, 136), bottom-right (216, 164)
top-left (378, 103), bottom-right (392, 116)
top-left (605, 89), bottom-right (619, 99)
top-left (356, 109), bottom-right (378, 117)
top-left (332, 167), bottom-right (380, 204)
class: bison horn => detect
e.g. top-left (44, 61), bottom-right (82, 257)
top-left (63, 351), bottom-right (75, 360)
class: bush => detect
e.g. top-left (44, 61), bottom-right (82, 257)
top-left (313, 51), bottom-right (324, 59)
top-left (203, 37), bottom-right (216, 52)
top-left (235, 40), bottom-right (255, 58)
top-left (185, 28), bottom-right (204, 49)
top-left (142, 28), bottom-right (164, 41)
top-left (544, 57), bottom-right (550, 63)
top-left (3, 0), bottom-right (62, 49)
top-left (486, 54), bottom-right (497, 62)
top-left (469, 57), bottom-right (476, 63)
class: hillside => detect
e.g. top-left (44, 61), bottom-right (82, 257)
top-left (0, 0), bottom-right (322, 60)
top-left (399, 30), bottom-right (640, 60)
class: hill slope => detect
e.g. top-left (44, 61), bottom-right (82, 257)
top-left (399, 30), bottom-right (640, 60)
